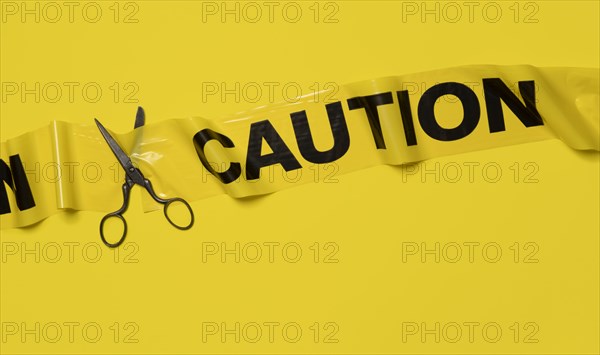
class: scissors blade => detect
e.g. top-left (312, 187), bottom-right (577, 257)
top-left (134, 106), bottom-right (145, 129)
top-left (95, 118), bottom-right (136, 173)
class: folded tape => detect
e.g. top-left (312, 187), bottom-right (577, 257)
top-left (1, 65), bottom-right (598, 229)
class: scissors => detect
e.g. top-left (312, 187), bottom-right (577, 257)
top-left (95, 112), bottom-right (194, 248)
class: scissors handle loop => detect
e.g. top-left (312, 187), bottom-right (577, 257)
top-left (163, 197), bottom-right (195, 230)
top-left (99, 181), bottom-right (131, 248)
top-left (143, 179), bottom-right (195, 230)
top-left (100, 213), bottom-right (128, 248)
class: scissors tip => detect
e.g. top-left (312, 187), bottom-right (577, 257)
top-left (94, 118), bottom-right (106, 128)
top-left (134, 107), bottom-right (145, 129)
top-left (94, 119), bottom-right (108, 135)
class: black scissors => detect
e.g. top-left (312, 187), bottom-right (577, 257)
top-left (95, 112), bottom-right (194, 248)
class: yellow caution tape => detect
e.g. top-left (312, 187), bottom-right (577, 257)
top-left (1, 65), bottom-right (598, 229)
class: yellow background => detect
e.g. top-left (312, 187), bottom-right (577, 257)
top-left (1, 0), bottom-right (598, 354)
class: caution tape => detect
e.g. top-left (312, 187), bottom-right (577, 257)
top-left (1, 65), bottom-right (598, 229)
